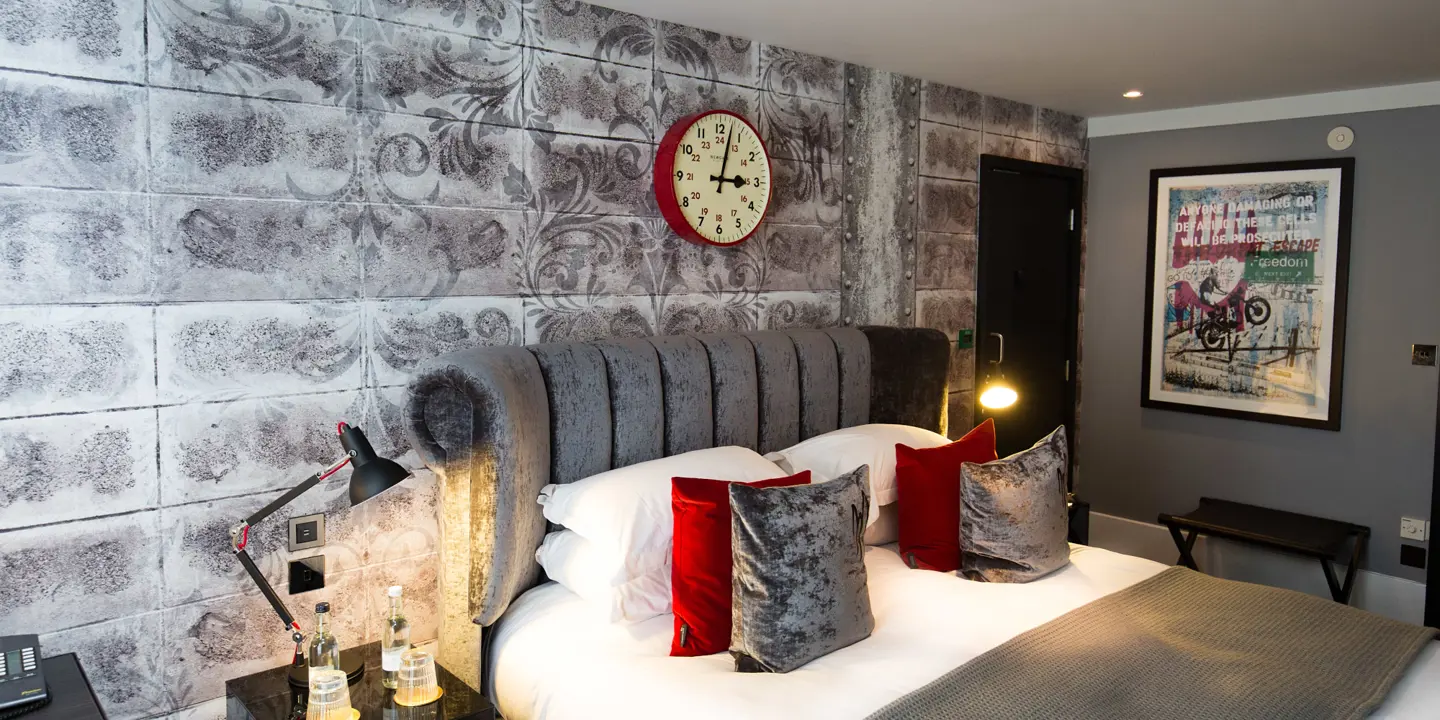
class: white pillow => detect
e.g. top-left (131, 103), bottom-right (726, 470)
top-left (765, 424), bottom-right (951, 524)
top-left (536, 446), bottom-right (787, 622)
top-left (535, 530), bottom-right (669, 623)
top-left (864, 502), bottom-right (899, 545)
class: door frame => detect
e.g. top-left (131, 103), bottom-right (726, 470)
top-left (1427, 379), bottom-right (1439, 628)
top-left (975, 154), bottom-right (1085, 484)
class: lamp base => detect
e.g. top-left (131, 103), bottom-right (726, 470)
top-left (287, 646), bottom-right (366, 688)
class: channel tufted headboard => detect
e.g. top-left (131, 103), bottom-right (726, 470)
top-left (403, 326), bottom-right (951, 684)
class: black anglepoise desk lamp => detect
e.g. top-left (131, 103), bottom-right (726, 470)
top-left (228, 422), bottom-right (412, 688)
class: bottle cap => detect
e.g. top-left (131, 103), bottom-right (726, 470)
top-left (388, 585), bottom-right (403, 598)
top-left (315, 602), bottom-right (330, 613)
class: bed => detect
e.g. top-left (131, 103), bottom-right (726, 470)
top-left (489, 543), bottom-right (1440, 719)
top-left (404, 327), bottom-right (1438, 719)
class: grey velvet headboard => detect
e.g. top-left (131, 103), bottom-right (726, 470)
top-left (403, 326), bottom-right (950, 683)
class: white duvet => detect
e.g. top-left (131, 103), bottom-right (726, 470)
top-left (490, 544), bottom-right (1440, 719)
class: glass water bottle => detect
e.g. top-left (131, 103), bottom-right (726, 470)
top-left (307, 602), bottom-right (342, 678)
top-left (381, 585), bottom-right (411, 689)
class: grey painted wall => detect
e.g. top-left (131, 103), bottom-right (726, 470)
top-left (1082, 106), bottom-right (1440, 580)
top-left (0, 0), bottom-right (1084, 717)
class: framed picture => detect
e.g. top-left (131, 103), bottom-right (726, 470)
top-left (1141, 158), bottom-right (1355, 430)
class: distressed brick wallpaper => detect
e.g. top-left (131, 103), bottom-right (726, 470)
top-left (0, 0), bottom-right (1084, 717)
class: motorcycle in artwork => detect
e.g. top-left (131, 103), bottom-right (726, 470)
top-left (1141, 159), bottom-right (1354, 431)
top-left (1170, 274), bottom-right (1272, 352)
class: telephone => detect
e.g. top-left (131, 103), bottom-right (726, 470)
top-left (0, 636), bottom-right (48, 719)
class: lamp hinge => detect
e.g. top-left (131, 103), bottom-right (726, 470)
top-left (1069, 209), bottom-right (1075, 231)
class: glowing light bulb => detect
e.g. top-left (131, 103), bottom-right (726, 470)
top-left (1123, 90), bottom-right (1144, 99)
top-left (979, 383), bottom-right (1018, 410)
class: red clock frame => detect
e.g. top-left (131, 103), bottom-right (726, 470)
top-left (654, 110), bottom-right (773, 248)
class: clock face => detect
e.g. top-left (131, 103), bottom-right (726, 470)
top-left (655, 111), bottom-right (772, 247)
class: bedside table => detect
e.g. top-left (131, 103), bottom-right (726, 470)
top-left (12, 654), bottom-right (105, 720)
top-left (225, 642), bottom-right (495, 720)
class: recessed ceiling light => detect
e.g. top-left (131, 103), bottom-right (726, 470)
top-left (1123, 90), bottom-right (1144, 99)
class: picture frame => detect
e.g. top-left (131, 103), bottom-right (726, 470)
top-left (1141, 158), bottom-right (1355, 430)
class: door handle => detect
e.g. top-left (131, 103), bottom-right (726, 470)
top-left (990, 332), bottom-right (1004, 365)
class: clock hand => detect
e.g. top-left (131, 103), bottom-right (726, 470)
top-left (707, 174), bottom-right (747, 188)
top-left (714, 125), bottom-right (735, 194)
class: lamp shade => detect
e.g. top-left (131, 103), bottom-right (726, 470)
top-left (979, 381), bottom-right (1018, 410)
top-left (339, 424), bottom-right (412, 506)
top-left (979, 371), bottom-right (1019, 410)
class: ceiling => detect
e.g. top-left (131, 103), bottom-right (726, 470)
top-left (603, 0), bottom-right (1440, 117)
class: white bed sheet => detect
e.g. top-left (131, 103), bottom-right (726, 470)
top-left (490, 544), bottom-right (1440, 719)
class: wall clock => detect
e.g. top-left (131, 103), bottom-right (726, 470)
top-left (655, 110), bottom-right (772, 247)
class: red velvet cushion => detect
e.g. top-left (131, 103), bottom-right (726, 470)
top-left (896, 419), bottom-right (998, 572)
top-left (670, 471), bottom-right (811, 657)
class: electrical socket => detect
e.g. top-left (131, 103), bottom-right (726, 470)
top-left (1400, 517), bottom-right (1429, 542)
top-left (289, 556), bottom-right (326, 594)
top-left (1401, 544), bottom-right (1427, 569)
top-left (288, 513), bottom-right (326, 551)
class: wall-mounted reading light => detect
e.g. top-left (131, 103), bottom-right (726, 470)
top-left (979, 332), bottom-right (1018, 410)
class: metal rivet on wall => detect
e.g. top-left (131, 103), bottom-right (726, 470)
top-left (907, 194), bottom-right (915, 204)
top-left (846, 156), bottom-right (854, 165)
top-left (844, 279), bottom-right (852, 289)
top-left (848, 77), bottom-right (855, 86)
top-left (904, 307), bottom-right (912, 316)
top-left (844, 316), bottom-right (853, 325)
top-left (907, 232), bottom-right (915, 242)
top-left (910, 85), bottom-right (918, 95)
top-left (845, 194), bottom-right (854, 203)
top-left (908, 157), bottom-right (915, 166)
top-left (847, 119), bottom-right (855, 128)
top-left (908, 120), bottom-right (916, 129)
top-left (904, 271), bottom-right (913, 280)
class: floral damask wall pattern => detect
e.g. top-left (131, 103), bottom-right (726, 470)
top-left (0, 0), bottom-right (1084, 716)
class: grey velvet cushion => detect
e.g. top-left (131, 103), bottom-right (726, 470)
top-left (960, 425), bottom-right (1070, 583)
top-left (729, 466), bottom-right (875, 673)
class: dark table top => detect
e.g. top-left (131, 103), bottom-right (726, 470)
top-left (226, 642), bottom-right (493, 720)
top-left (1159, 496), bottom-right (1369, 559)
top-left (23, 654), bottom-right (105, 720)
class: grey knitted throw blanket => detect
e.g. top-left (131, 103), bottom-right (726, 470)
top-left (867, 567), bottom-right (1436, 720)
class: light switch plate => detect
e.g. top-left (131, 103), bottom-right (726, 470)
top-left (1413, 344), bottom-right (1436, 367)
top-left (1400, 517), bottom-right (1428, 542)
top-left (289, 513), bottom-right (326, 551)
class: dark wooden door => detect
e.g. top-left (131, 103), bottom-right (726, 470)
top-left (976, 155), bottom-right (1083, 463)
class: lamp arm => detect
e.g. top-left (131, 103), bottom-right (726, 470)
top-left (227, 455), bottom-right (349, 647)
top-left (244, 455), bottom-right (350, 527)
top-left (235, 546), bottom-right (300, 635)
